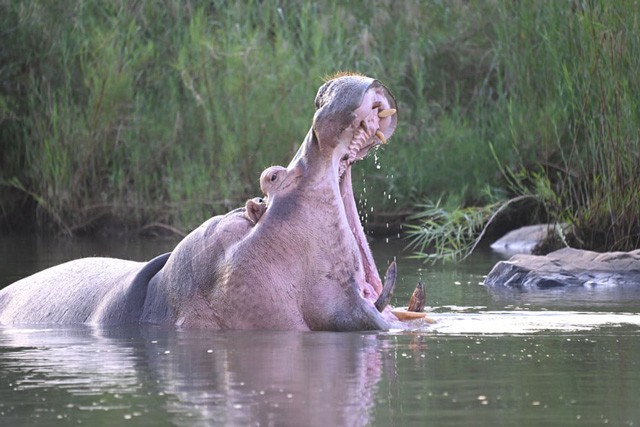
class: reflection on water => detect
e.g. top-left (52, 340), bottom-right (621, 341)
top-left (0, 235), bottom-right (639, 425)
top-left (0, 326), bottom-right (384, 426)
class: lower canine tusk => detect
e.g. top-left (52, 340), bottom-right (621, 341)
top-left (374, 261), bottom-right (397, 312)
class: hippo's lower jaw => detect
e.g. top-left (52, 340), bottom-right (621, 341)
top-left (335, 89), bottom-right (398, 318)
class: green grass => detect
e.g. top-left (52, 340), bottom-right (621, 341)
top-left (408, 0), bottom-right (640, 260)
top-left (1, 0), bottom-right (638, 251)
top-left (0, 1), bottom-right (507, 234)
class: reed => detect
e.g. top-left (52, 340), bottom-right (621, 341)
top-left (0, 1), bottom-right (505, 233)
top-left (408, 0), bottom-right (640, 260)
top-left (2, 0), bottom-right (638, 252)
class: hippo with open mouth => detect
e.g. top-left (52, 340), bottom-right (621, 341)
top-left (0, 74), bottom-right (413, 331)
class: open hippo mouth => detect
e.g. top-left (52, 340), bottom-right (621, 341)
top-left (283, 75), bottom-right (402, 329)
top-left (332, 82), bottom-right (398, 315)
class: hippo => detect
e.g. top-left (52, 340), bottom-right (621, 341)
top-left (0, 74), bottom-right (402, 331)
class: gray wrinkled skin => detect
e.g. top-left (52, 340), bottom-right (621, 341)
top-left (0, 75), bottom-right (398, 331)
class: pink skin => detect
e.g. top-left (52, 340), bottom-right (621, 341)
top-left (260, 105), bottom-right (393, 305)
top-left (259, 166), bottom-right (299, 199)
top-left (245, 167), bottom-right (298, 225)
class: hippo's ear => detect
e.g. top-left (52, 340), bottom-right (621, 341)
top-left (312, 76), bottom-right (397, 151)
top-left (245, 199), bottom-right (266, 225)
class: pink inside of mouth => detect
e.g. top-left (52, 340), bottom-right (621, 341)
top-left (324, 83), bottom-right (396, 308)
top-left (340, 166), bottom-right (382, 302)
top-left (337, 94), bottom-right (395, 303)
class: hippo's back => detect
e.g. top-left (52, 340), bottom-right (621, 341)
top-left (0, 257), bottom-right (145, 325)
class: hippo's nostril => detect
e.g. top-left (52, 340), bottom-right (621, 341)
top-left (270, 173), bottom-right (278, 182)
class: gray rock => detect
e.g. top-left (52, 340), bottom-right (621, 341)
top-left (485, 248), bottom-right (640, 288)
top-left (490, 224), bottom-right (567, 256)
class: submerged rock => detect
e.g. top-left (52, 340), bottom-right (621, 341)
top-left (485, 248), bottom-right (640, 288)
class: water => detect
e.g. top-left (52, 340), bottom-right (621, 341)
top-left (1, 235), bottom-right (639, 426)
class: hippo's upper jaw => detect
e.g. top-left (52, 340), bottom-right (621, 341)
top-left (335, 84), bottom-right (397, 178)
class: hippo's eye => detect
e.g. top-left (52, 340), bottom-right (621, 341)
top-left (270, 173), bottom-right (278, 182)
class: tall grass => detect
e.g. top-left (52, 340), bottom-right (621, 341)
top-left (408, 0), bottom-right (640, 259)
top-left (0, 1), bottom-right (506, 234)
top-left (491, 0), bottom-right (640, 252)
top-left (2, 0), bottom-right (638, 251)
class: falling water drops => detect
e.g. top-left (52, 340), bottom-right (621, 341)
top-left (374, 149), bottom-right (382, 169)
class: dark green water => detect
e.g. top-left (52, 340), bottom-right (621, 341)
top-left (1, 235), bottom-right (639, 426)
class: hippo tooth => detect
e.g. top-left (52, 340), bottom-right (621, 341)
top-left (375, 130), bottom-right (387, 144)
top-left (378, 108), bottom-right (397, 118)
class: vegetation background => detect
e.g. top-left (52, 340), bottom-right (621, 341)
top-left (1, 1), bottom-right (638, 256)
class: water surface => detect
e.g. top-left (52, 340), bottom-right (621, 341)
top-left (1, 235), bottom-right (639, 426)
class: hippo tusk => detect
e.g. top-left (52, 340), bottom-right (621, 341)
top-left (375, 130), bottom-right (387, 144)
top-left (374, 261), bottom-right (396, 312)
top-left (378, 108), bottom-right (397, 118)
top-left (407, 280), bottom-right (426, 312)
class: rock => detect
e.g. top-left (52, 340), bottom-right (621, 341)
top-left (484, 247), bottom-right (640, 288)
top-left (490, 224), bottom-right (568, 256)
